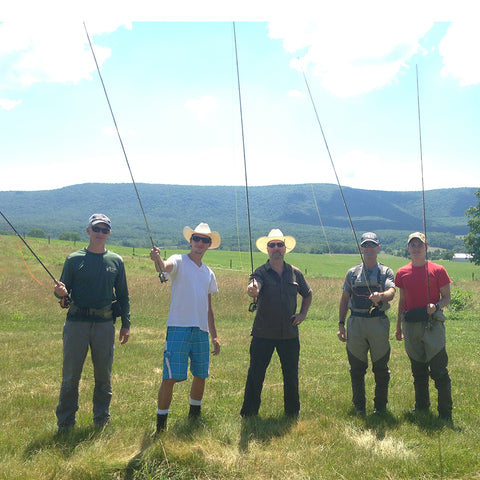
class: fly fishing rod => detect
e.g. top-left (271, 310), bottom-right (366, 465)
top-left (416, 65), bottom-right (432, 325)
top-left (302, 70), bottom-right (377, 307)
top-left (232, 22), bottom-right (257, 312)
top-left (83, 22), bottom-right (167, 283)
top-left (0, 210), bottom-right (71, 307)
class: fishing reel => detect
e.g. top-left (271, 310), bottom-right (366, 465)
top-left (159, 272), bottom-right (169, 283)
top-left (59, 295), bottom-right (72, 309)
top-left (368, 303), bottom-right (381, 315)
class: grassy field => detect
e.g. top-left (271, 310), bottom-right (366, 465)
top-left (1, 235), bottom-right (480, 480)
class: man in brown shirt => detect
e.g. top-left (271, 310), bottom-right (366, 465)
top-left (240, 229), bottom-right (312, 418)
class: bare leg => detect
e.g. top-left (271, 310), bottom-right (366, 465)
top-left (158, 379), bottom-right (176, 410)
top-left (190, 376), bottom-right (206, 401)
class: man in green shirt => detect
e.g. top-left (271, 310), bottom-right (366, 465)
top-left (54, 213), bottom-right (130, 432)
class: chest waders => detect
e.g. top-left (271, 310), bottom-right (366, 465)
top-left (348, 264), bottom-right (391, 414)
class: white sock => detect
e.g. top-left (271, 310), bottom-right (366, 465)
top-left (157, 408), bottom-right (169, 415)
top-left (189, 398), bottom-right (202, 406)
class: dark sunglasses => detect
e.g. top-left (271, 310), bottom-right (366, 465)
top-left (361, 242), bottom-right (377, 248)
top-left (91, 225), bottom-right (110, 234)
top-left (192, 235), bottom-right (212, 244)
top-left (267, 242), bottom-right (285, 248)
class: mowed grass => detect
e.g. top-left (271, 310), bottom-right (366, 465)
top-left (1, 236), bottom-right (480, 479)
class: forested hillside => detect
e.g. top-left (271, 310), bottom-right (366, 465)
top-left (0, 183), bottom-right (476, 254)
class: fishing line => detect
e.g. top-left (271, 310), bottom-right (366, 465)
top-left (0, 210), bottom-right (71, 306)
top-left (232, 22), bottom-right (257, 312)
top-left (83, 22), bottom-right (167, 282)
top-left (1, 214), bottom-right (45, 285)
top-left (310, 183), bottom-right (333, 255)
top-left (1, 210), bottom-right (58, 283)
top-left (309, 183), bottom-right (371, 301)
top-left (302, 70), bottom-right (374, 298)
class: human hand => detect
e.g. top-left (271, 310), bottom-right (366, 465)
top-left (426, 303), bottom-right (437, 315)
top-left (119, 328), bottom-right (130, 344)
top-left (150, 246), bottom-right (161, 262)
top-left (337, 324), bottom-right (347, 342)
top-left (395, 327), bottom-right (403, 341)
top-left (212, 337), bottom-right (220, 355)
top-left (291, 312), bottom-right (306, 326)
top-left (247, 280), bottom-right (260, 298)
top-left (369, 291), bottom-right (382, 305)
top-left (54, 281), bottom-right (68, 297)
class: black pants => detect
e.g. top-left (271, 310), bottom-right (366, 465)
top-left (241, 336), bottom-right (300, 416)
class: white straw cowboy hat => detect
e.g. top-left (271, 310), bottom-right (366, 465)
top-left (183, 222), bottom-right (221, 250)
top-left (256, 228), bottom-right (296, 254)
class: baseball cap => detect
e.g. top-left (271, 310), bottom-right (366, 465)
top-left (360, 232), bottom-right (379, 246)
top-left (407, 232), bottom-right (426, 244)
top-left (88, 213), bottom-right (111, 228)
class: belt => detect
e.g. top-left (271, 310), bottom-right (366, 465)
top-left (69, 304), bottom-right (113, 319)
top-left (350, 309), bottom-right (383, 318)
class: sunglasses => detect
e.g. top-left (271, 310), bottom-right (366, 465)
top-left (192, 235), bottom-right (212, 244)
top-left (361, 242), bottom-right (377, 248)
top-left (91, 225), bottom-right (110, 234)
top-left (267, 242), bottom-right (285, 248)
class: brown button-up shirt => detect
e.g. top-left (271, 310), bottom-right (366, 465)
top-left (250, 261), bottom-right (312, 340)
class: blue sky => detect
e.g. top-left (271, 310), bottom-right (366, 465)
top-left (1, 4), bottom-right (479, 192)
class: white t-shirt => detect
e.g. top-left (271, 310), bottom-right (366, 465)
top-left (166, 254), bottom-right (218, 332)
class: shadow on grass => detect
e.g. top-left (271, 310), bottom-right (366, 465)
top-left (124, 419), bottom-right (218, 480)
top-left (365, 410), bottom-right (399, 440)
top-left (124, 431), bottom-right (160, 480)
top-left (239, 414), bottom-right (297, 453)
top-left (401, 409), bottom-right (460, 433)
top-left (170, 414), bottom-right (213, 440)
top-left (346, 407), bottom-right (400, 440)
top-left (23, 425), bottom-right (105, 459)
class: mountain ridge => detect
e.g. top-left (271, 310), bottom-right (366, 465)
top-left (0, 183), bottom-right (476, 253)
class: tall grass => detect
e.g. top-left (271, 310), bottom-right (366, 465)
top-left (1, 236), bottom-right (480, 479)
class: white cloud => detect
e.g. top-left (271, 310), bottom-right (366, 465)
top-left (439, 21), bottom-right (480, 86)
top-left (184, 95), bottom-right (219, 122)
top-left (269, 17), bottom-right (434, 97)
top-left (0, 98), bottom-right (21, 110)
top-left (0, 20), bottom-right (130, 92)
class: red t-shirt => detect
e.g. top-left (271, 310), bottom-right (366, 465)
top-left (395, 261), bottom-right (451, 310)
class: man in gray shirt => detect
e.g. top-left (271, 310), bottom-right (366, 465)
top-left (338, 232), bottom-right (395, 415)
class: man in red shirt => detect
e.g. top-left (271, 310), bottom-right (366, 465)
top-left (395, 232), bottom-right (452, 422)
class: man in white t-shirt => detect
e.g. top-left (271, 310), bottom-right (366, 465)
top-left (150, 223), bottom-right (221, 432)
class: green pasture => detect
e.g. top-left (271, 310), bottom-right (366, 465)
top-left (1, 235), bottom-right (480, 480)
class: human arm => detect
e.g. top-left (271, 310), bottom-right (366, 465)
top-left (150, 246), bottom-right (174, 273)
top-left (291, 291), bottom-right (312, 326)
top-left (395, 288), bottom-right (405, 341)
top-left (208, 294), bottom-right (220, 355)
top-left (369, 286), bottom-right (395, 305)
top-left (427, 283), bottom-right (451, 315)
top-left (337, 290), bottom-right (350, 342)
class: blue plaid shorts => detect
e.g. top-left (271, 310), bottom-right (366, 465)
top-left (163, 326), bottom-right (210, 381)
